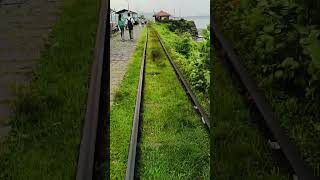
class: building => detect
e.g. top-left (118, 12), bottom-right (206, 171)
top-left (116, 9), bottom-right (139, 24)
top-left (153, 10), bottom-right (171, 21)
top-left (110, 9), bottom-right (119, 31)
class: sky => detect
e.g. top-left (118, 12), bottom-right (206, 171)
top-left (110, 0), bottom-right (210, 17)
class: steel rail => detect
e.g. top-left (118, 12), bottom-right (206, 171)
top-left (154, 30), bottom-right (210, 130)
top-left (76, 0), bottom-right (109, 179)
top-left (211, 16), bottom-right (319, 180)
top-left (125, 29), bottom-right (149, 180)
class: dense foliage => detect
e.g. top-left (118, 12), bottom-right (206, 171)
top-left (161, 19), bottom-right (199, 38)
top-left (213, 0), bottom-right (320, 172)
top-left (154, 23), bottom-right (210, 111)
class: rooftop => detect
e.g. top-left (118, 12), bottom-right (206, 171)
top-left (154, 10), bottom-right (171, 17)
top-left (116, 9), bottom-right (137, 14)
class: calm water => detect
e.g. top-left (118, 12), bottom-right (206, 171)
top-left (182, 16), bottom-right (210, 29)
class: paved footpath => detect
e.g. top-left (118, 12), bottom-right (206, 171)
top-left (111, 26), bottom-right (142, 102)
top-left (0, 0), bottom-right (63, 140)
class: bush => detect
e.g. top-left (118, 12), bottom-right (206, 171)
top-left (155, 24), bottom-right (210, 95)
top-left (213, 0), bottom-right (320, 172)
top-left (161, 19), bottom-right (198, 38)
top-left (175, 33), bottom-right (193, 58)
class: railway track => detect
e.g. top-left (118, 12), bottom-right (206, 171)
top-left (155, 30), bottom-right (210, 130)
top-left (211, 16), bottom-right (319, 180)
top-left (76, 0), bottom-right (109, 179)
top-left (125, 26), bottom-right (209, 179)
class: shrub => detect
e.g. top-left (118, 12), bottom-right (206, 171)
top-left (155, 24), bottom-right (210, 95)
top-left (213, 0), bottom-right (320, 171)
top-left (161, 19), bottom-right (198, 38)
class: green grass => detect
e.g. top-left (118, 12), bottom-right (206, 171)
top-left (153, 24), bottom-right (210, 114)
top-left (136, 27), bottom-right (209, 179)
top-left (110, 28), bottom-right (147, 179)
top-left (211, 53), bottom-right (290, 180)
top-left (0, 0), bottom-right (100, 179)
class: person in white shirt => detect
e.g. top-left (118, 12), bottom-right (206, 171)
top-left (126, 13), bottom-right (135, 40)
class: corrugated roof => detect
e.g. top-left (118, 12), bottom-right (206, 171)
top-left (116, 9), bottom-right (137, 14)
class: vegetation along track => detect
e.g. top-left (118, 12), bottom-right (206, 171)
top-left (212, 15), bottom-right (319, 180)
top-left (123, 25), bottom-right (209, 179)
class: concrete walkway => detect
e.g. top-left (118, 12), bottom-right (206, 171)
top-left (0, 0), bottom-right (63, 141)
top-left (110, 26), bottom-right (142, 102)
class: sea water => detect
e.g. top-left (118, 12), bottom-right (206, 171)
top-left (183, 16), bottom-right (210, 30)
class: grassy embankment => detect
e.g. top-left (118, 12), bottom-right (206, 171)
top-left (211, 53), bottom-right (290, 180)
top-left (110, 28), bottom-right (147, 179)
top-left (136, 27), bottom-right (209, 179)
top-left (0, 0), bottom-right (101, 179)
top-left (154, 23), bottom-right (210, 113)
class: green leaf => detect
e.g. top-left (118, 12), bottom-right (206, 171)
top-left (292, 24), bottom-right (309, 35)
top-left (280, 57), bottom-right (299, 69)
top-left (275, 70), bottom-right (284, 79)
top-left (303, 30), bottom-right (320, 66)
top-left (263, 24), bottom-right (274, 33)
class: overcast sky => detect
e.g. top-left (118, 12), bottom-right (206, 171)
top-left (110, 0), bottom-right (210, 17)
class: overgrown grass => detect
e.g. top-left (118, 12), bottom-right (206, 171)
top-left (0, 0), bottom-right (100, 179)
top-left (110, 28), bottom-right (147, 179)
top-left (211, 53), bottom-right (289, 179)
top-left (154, 23), bottom-right (210, 114)
top-left (136, 27), bottom-right (209, 179)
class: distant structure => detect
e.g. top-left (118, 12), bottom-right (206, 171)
top-left (116, 9), bottom-right (139, 24)
top-left (153, 10), bottom-right (171, 22)
top-left (110, 9), bottom-right (119, 31)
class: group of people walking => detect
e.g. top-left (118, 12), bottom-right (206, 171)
top-left (118, 13), bottom-right (135, 41)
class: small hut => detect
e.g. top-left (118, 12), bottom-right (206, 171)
top-left (153, 10), bottom-right (171, 22)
